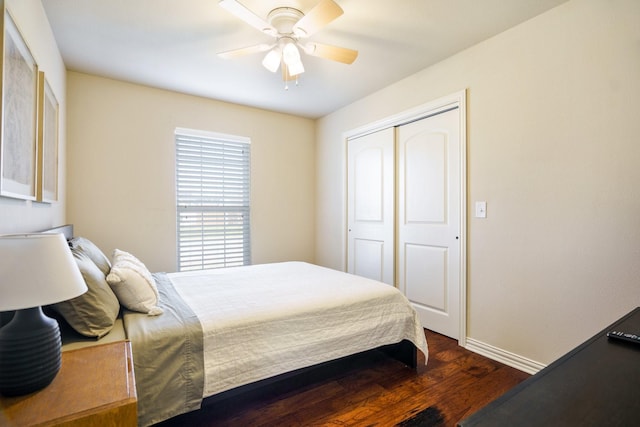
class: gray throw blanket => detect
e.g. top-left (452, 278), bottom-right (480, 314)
top-left (123, 273), bottom-right (204, 426)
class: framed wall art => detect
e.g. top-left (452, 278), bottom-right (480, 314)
top-left (0, 5), bottom-right (39, 200)
top-left (36, 71), bottom-right (59, 203)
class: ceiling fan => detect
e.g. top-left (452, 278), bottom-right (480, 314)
top-left (217, 0), bottom-right (358, 85)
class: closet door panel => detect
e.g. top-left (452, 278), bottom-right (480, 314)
top-left (353, 239), bottom-right (385, 282)
top-left (404, 243), bottom-right (447, 312)
top-left (405, 134), bottom-right (446, 224)
top-left (354, 147), bottom-right (383, 221)
top-left (347, 128), bottom-right (395, 285)
top-left (398, 108), bottom-right (461, 338)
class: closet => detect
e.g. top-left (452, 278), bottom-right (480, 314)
top-left (346, 92), bottom-right (465, 340)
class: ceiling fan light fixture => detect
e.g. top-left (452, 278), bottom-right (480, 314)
top-left (282, 42), bottom-right (299, 63)
top-left (282, 42), bottom-right (304, 76)
top-left (262, 49), bottom-right (281, 72)
top-left (287, 59), bottom-right (305, 77)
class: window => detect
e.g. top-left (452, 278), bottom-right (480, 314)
top-left (175, 128), bottom-right (251, 271)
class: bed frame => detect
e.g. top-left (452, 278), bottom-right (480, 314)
top-left (41, 224), bottom-right (74, 239)
top-left (202, 339), bottom-right (417, 409)
top-left (42, 224), bottom-right (419, 411)
top-left (202, 340), bottom-right (418, 406)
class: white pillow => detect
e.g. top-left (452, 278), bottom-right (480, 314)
top-left (106, 249), bottom-right (163, 316)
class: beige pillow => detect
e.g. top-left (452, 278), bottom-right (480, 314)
top-left (68, 236), bottom-right (111, 276)
top-left (106, 249), bottom-right (163, 316)
top-left (53, 251), bottom-right (120, 338)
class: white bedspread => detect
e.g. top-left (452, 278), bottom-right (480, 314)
top-left (168, 261), bottom-right (428, 397)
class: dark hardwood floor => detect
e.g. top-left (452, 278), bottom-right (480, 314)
top-left (156, 330), bottom-right (530, 426)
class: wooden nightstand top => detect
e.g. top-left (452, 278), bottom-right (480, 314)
top-left (0, 340), bottom-right (137, 426)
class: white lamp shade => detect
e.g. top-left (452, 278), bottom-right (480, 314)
top-left (0, 233), bottom-right (87, 311)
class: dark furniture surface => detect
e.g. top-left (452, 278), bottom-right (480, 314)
top-left (458, 307), bottom-right (640, 427)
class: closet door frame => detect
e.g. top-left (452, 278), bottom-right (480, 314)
top-left (344, 90), bottom-right (468, 346)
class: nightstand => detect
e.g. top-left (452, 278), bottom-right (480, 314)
top-left (0, 340), bottom-right (137, 426)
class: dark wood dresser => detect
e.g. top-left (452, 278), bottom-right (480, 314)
top-left (458, 307), bottom-right (640, 427)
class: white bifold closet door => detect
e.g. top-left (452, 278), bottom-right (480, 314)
top-left (347, 107), bottom-right (461, 339)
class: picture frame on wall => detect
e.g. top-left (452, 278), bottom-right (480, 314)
top-left (0, 5), bottom-right (39, 201)
top-left (36, 71), bottom-right (59, 203)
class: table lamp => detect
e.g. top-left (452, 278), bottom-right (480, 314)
top-left (0, 233), bottom-right (87, 396)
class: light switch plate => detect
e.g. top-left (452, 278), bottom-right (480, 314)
top-left (475, 201), bottom-right (487, 218)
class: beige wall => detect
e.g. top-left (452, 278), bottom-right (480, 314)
top-left (316, 0), bottom-right (640, 365)
top-left (0, 0), bottom-right (66, 233)
top-left (67, 72), bottom-right (315, 272)
top-left (14, 0), bottom-right (637, 369)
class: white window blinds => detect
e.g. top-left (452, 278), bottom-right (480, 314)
top-left (175, 128), bottom-right (251, 271)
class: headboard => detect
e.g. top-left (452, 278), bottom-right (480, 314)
top-left (40, 224), bottom-right (74, 239)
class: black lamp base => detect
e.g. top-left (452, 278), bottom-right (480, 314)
top-left (0, 307), bottom-right (61, 396)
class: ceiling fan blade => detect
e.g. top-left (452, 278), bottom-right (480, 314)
top-left (303, 42), bottom-right (358, 64)
top-left (218, 43), bottom-right (273, 59)
top-left (219, 0), bottom-right (277, 36)
top-left (293, 0), bottom-right (343, 38)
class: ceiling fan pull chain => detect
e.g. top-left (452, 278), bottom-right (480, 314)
top-left (284, 63), bottom-right (289, 90)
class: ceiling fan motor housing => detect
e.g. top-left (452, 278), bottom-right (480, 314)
top-left (267, 7), bottom-right (304, 36)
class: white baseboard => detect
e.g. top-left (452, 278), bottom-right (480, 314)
top-left (464, 338), bottom-right (546, 375)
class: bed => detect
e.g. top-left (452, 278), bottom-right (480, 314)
top-left (44, 225), bottom-right (428, 426)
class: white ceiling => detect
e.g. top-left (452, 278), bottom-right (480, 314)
top-left (41, 0), bottom-right (568, 119)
